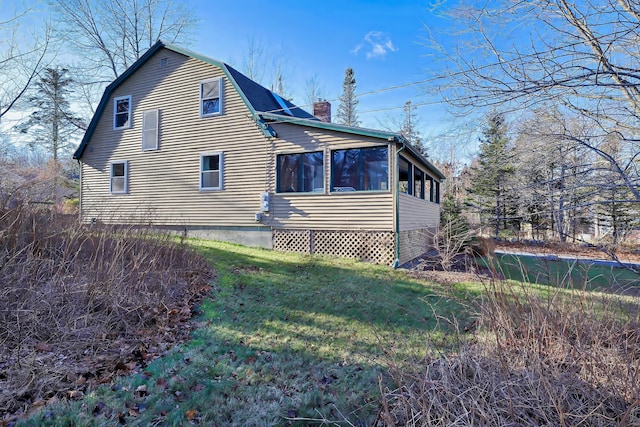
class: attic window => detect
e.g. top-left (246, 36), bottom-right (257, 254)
top-left (160, 57), bottom-right (168, 68)
top-left (113, 95), bottom-right (132, 129)
top-left (200, 77), bottom-right (223, 117)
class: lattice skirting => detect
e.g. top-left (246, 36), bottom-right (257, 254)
top-left (273, 229), bottom-right (396, 266)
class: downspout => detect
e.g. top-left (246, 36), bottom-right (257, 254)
top-left (77, 159), bottom-right (82, 222)
top-left (393, 141), bottom-right (405, 269)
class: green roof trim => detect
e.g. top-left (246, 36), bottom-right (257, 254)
top-left (259, 112), bottom-right (445, 180)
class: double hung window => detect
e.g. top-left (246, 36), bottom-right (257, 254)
top-left (110, 161), bottom-right (128, 194)
top-left (114, 96), bottom-right (132, 129)
top-left (200, 153), bottom-right (223, 190)
top-left (200, 78), bottom-right (222, 117)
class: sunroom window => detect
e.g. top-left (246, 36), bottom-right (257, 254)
top-left (414, 167), bottom-right (425, 199)
top-left (200, 152), bottom-right (223, 190)
top-left (398, 156), bottom-right (412, 195)
top-left (200, 78), bottom-right (222, 117)
top-left (277, 152), bottom-right (324, 193)
top-left (331, 147), bottom-right (388, 192)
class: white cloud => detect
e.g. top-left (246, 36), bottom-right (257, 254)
top-left (351, 31), bottom-right (398, 59)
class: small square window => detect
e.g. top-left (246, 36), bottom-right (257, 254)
top-left (110, 161), bottom-right (128, 194)
top-left (200, 152), bottom-right (223, 190)
top-left (114, 96), bottom-right (132, 129)
top-left (200, 78), bottom-right (223, 117)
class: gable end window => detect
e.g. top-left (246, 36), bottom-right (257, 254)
top-left (113, 95), bottom-right (132, 129)
top-left (200, 78), bottom-right (223, 117)
top-left (142, 109), bottom-right (159, 150)
top-left (200, 152), bottom-right (223, 190)
top-left (110, 161), bottom-right (128, 194)
top-left (277, 152), bottom-right (324, 193)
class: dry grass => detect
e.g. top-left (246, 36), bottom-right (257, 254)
top-left (0, 205), bottom-right (214, 418)
top-left (380, 277), bottom-right (640, 426)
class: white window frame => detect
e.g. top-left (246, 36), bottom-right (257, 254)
top-left (200, 152), bottom-right (223, 191)
top-left (200, 78), bottom-right (223, 117)
top-left (110, 160), bottom-right (129, 194)
top-left (142, 109), bottom-right (159, 151)
top-left (113, 95), bottom-right (132, 130)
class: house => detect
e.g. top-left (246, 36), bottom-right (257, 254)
top-left (73, 41), bottom-right (445, 266)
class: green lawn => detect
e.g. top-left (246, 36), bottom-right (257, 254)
top-left (482, 252), bottom-right (640, 291)
top-left (19, 241), bottom-right (473, 426)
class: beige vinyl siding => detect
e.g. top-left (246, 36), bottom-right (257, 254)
top-left (80, 48), bottom-right (270, 226)
top-left (396, 149), bottom-right (441, 231)
top-left (268, 193), bottom-right (394, 230)
top-left (398, 193), bottom-right (440, 231)
top-left (267, 122), bottom-right (394, 231)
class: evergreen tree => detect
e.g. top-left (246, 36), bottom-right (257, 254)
top-left (17, 67), bottom-right (84, 162)
top-left (16, 67), bottom-right (84, 204)
top-left (399, 100), bottom-right (425, 155)
top-left (336, 67), bottom-right (360, 127)
top-left (467, 113), bottom-right (516, 237)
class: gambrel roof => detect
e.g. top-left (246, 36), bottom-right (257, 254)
top-left (72, 41), bottom-right (445, 180)
top-left (73, 40), bottom-right (314, 160)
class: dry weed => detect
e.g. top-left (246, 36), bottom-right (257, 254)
top-left (381, 279), bottom-right (640, 426)
top-left (0, 205), bottom-right (214, 417)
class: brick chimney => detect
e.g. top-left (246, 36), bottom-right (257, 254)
top-left (313, 99), bottom-right (331, 123)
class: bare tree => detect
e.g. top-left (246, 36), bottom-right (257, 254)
top-left (241, 36), bottom-right (267, 83)
top-left (0, 9), bottom-right (50, 121)
top-left (429, 0), bottom-right (640, 202)
top-left (303, 75), bottom-right (325, 110)
top-left (50, 0), bottom-right (197, 80)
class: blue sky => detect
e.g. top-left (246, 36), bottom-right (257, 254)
top-left (2, 0), bottom-right (463, 159)
top-left (188, 0), bottom-right (447, 135)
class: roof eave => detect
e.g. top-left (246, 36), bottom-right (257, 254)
top-left (260, 112), bottom-right (445, 180)
top-left (259, 112), bottom-right (399, 141)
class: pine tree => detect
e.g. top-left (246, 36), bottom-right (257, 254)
top-left (17, 67), bottom-right (84, 162)
top-left (336, 67), bottom-right (360, 127)
top-left (467, 113), bottom-right (516, 237)
top-left (16, 67), bottom-right (85, 204)
top-left (399, 100), bottom-right (425, 154)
